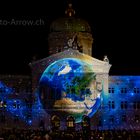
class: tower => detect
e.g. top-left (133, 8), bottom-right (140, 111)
top-left (48, 3), bottom-right (93, 56)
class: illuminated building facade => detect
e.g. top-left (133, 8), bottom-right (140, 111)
top-left (0, 4), bottom-right (140, 130)
top-left (101, 76), bottom-right (140, 130)
top-left (29, 3), bottom-right (111, 126)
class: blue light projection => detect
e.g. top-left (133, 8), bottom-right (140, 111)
top-left (0, 81), bottom-right (33, 125)
top-left (101, 76), bottom-right (140, 130)
top-left (1, 73), bottom-right (140, 129)
top-left (0, 81), bottom-right (46, 126)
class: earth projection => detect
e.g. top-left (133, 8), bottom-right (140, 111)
top-left (39, 58), bottom-right (101, 123)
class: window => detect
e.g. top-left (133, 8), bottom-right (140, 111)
top-left (133, 101), bottom-right (140, 109)
top-left (112, 101), bottom-right (115, 109)
top-left (82, 115), bottom-right (90, 127)
top-left (109, 115), bottom-right (114, 123)
top-left (122, 115), bottom-right (127, 122)
top-left (66, 116), bottom-right (75, 128)
top-left (135, 115), bottom-right (140, 123)
top-left (14, 115), bottom-right (19, 123)
top-left (134, 88), bottom-right (140, 93)
top-left (108, 101), bottom-right (115, 109)
top-left (108, 88), bottom-right (115, 93)
top-left (121, 101), bottom-right (128, 109)
top-left (67, 121), bottom-right (74, 127)
top-left (108, 101), bottom-right (111, 109)
top-left (51, 115), bottom-right (60, 128)
top-left (121, 88), bottom-right (127, 93)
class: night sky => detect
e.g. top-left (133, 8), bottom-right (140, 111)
top-left (0, 1), bottom-right (140, 75)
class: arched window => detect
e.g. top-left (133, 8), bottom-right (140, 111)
top-left (51, 115), bottom-right (60, 129)
top-left (81, 115), bottom-right (90, 128)
top-left (66, 116), bottom-right (75, 129)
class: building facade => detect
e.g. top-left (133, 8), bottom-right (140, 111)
top-left (0, 4), bottom-right (140, 130)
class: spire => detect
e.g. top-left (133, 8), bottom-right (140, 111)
top-left (65, 3), bottom-right (75, 17)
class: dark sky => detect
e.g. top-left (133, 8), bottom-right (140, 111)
top-left (0, 1), bottom-right (140, 75)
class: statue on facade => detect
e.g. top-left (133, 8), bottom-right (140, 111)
top-left (103, 55), bottom-right (109, 63)
top-left (66, 34), bottom-right (77, 49)
top-left (65, 3), bottom-right (75, 17)
top-left (67, 38), bottom-right (74, 48)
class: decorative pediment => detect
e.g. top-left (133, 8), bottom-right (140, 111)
top-left (30, 49), bottom-right (111, 74)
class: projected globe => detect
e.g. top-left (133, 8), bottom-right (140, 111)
top-left (39, 58), bottom-right (101, 123)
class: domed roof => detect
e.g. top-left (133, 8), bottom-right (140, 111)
top-left (50, 17), bottom-right (91, 32)
top-left (50, 3), bottom-right (91, 33)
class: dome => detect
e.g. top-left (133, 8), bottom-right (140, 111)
top-left (50, 3), bottom-right (91, 33)
top-left (50, 17), bottom-right (91, 32)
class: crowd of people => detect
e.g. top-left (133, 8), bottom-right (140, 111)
top-left (0, 128), bottom-right (140, 140)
